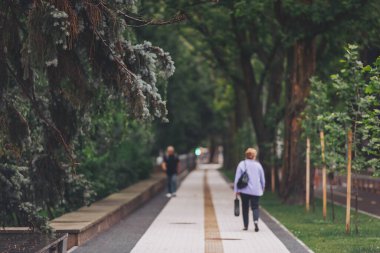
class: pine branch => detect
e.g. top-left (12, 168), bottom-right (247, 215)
top-left (5, 63), bottom-right (77, 167)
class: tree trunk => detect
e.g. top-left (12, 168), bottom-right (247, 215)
top-left (222, 85), bottom-right (246, 170)
top-left (320, 130), bottom-right (327, 220)
top-left (208, 136), bottom-right (217, 164)
top-left (242, 60), bottom-right (284, 190)
top-left (280, 38), bottom-right (317, 203)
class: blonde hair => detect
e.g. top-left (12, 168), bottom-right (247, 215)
top-left (245, 148), bottom-right (257, 160)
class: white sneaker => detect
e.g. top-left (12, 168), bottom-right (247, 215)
top-left (172, 192), bottom-right (176, 197)
top-left (166, 193), bottom-right (172, 198)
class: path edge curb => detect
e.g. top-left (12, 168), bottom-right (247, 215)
top-left (260, 207), bottom-right (315, 253)
top-left (66, 168), bottom-right (191, 250)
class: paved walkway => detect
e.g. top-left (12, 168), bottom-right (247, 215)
top-left (75, 189), bottom-right (170, 253)
top-left (131, 164), bottom-right (297, 253)
top-left (74, 164), bottom-right (311, 253)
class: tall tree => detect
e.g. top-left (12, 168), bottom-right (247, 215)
top-left (0, 0), bottom-right (175, 229)
top-left (275, 0), bottom-right (377, 201)
top-left (140, 0), bottom-right (379, 198)
top-left (135, 21), bottom-right (227, 154)
top-left (143, 0), bottom-right (286, 186)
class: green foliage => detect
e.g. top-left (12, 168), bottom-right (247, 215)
top-left (359, 57), bottom-right (380, 175)
top-left (78, 121), bottom-right (154, 199)
top-left (142, 0), bottom-right (378, 171)
top-left (140, 0), bottom-right (286, 168)
top-left (0, 164), bottom-right (50, 232)
top-left (235, 121), bottom-right (257, 160)
top-left (2, 0), bottom-right (379, 231)
top-left (0, 0), bottom-right (174, 231)
top-left (137, 22), bottom-right (228, 153)
top-left (304, 45), bottom-right (380, 175)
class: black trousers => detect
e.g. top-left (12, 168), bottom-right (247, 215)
top-left (240, 193), bottom-right (260, 228)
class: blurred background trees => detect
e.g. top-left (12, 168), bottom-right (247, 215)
top-left (140, 0), bottom-right (380, 201)
top-left (1, 0), bottom-right (379, 230)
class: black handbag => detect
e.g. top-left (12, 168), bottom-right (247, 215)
top-left (234, 197), bottom-right (240, 216)
top-left (237, 161), bottom-right (249, 189)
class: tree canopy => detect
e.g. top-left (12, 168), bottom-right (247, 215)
top-left (304, 46), bottom-right (380, 176)
top-left (0, 0), bottom-right (175, 230)
top-left (140, 0), bottom-right (380, 200)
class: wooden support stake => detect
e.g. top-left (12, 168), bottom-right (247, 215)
top-left (306, 137), bottom-right (310, 212)
top-left (346, 129), bottom-right (353, 234)
top-left (320, 130), bottom-right (327, 220)
top-left (271, 167), bottom-right (275, 193)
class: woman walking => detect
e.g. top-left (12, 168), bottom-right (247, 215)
top-left (234, 148), bottom-right (265, 232)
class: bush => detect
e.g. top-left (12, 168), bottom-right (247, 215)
top-left (78, 121), bottom-right (154, 200)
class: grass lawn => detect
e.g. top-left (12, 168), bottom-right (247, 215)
top-left (221, 169), bottom-right (380, 253)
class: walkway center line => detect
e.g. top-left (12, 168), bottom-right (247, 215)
top-left (204, 170), bottom-right (224, 253)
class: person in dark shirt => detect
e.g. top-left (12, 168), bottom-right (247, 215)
top-left (162, 146), bottom-right (179, 198)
